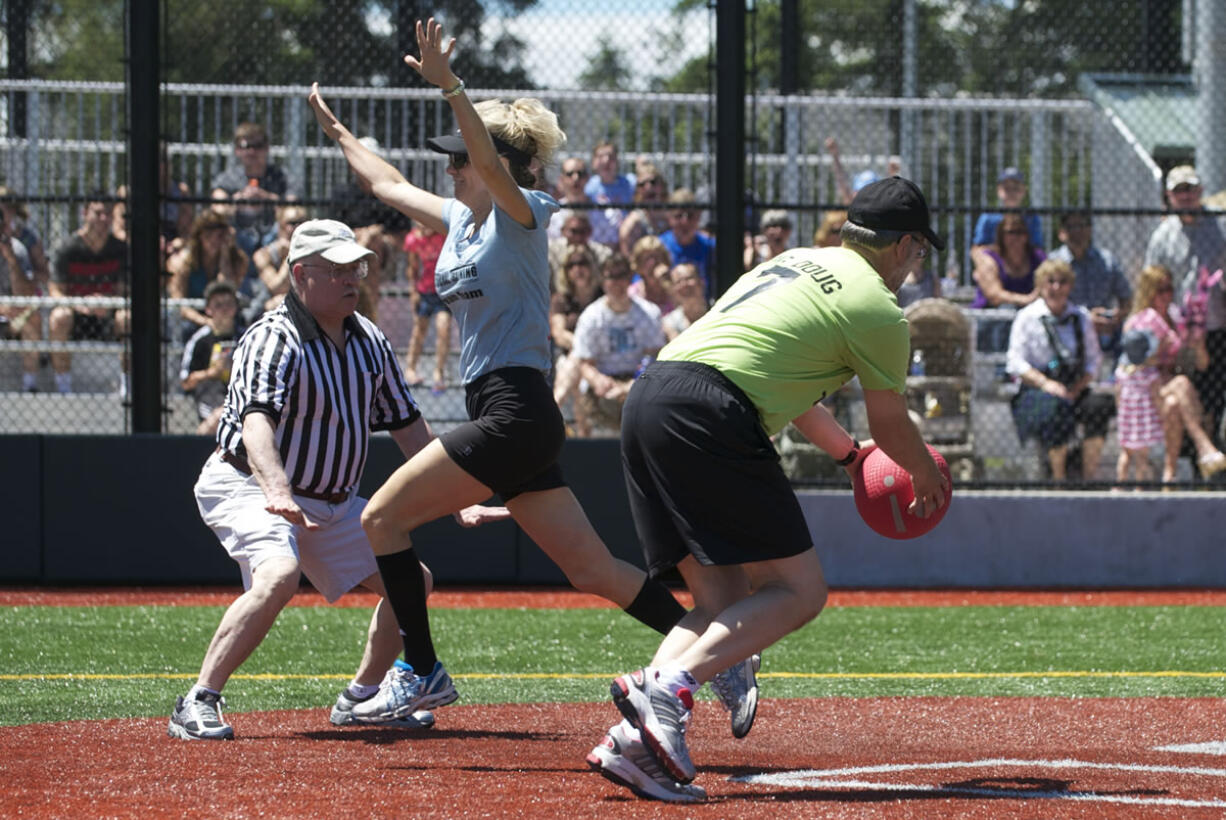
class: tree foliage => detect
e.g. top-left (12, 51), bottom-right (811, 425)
top-left (15, 0), bottom-right (538, 88)
top-left (661, 0), bottom-right (1186, 98)
top-left (576, 38), bottom-right (633, 91)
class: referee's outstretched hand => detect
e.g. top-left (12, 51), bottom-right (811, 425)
top-left (266, 495), bottom-right (320, 531)
top-left (453, 504), bottom-right (511, 528)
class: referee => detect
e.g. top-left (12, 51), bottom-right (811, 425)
top-left (169, 218), bottom-right (507, 741)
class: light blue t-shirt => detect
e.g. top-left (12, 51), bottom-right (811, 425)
top-left (436, 189), bottom-right (560, 384)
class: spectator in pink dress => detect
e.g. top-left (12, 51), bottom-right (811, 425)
top-left (1116, 265), bottom-right (1226, 483)
top-left (403, 223), bottom-right (451, 391)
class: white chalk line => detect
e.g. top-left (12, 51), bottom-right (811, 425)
top-left (732, 758), bottom-right (1226, 809)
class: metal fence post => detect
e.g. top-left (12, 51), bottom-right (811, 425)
top-left (126, 0), bottom-right (162, 433)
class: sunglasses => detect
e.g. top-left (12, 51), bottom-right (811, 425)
top-left (449, 153), bottom-right (469, 170)
top-left (563, 169), bottom-right (588, 178)
top-left (638, 178), bottom-right (661, 187)
top-left (236, 139), bottom-right (267, 150)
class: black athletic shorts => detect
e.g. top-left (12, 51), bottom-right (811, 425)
top-left (439, 366), bottom-right (566, 501)
top-left (620, 360), bottom-right (813, 578)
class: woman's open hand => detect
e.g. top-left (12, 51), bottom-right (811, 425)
top-left (404, 18), bottom-right (459, 90)
top-left (307, 83), bottom-right (348, 142)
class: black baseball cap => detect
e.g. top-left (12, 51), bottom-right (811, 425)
top-left (847, 176), bottom-right (945, 251)
top-left (426, 130), bottom-right (533, 166)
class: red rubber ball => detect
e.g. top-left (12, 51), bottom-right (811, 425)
top-left (853, 445), bottom-right (952, 539)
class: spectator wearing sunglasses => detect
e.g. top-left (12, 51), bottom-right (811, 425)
top-left (247, 204), bottom-right (310, 322)
top-left (547, 155), bottom-right (614, 246)
top-left (210, 122), bottom-right (300, 256)
top-left (617, 161), bottom-right (671, 258)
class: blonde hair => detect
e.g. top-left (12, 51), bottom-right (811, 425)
top-left (1034, 258), bottom-right (1075, 289)
top-left (813, 210), bottom-right (847, 246)
top-left (631, 235), bottom-right (669, 270)
top-left (476, 98), bottom-right (567, 170)
top-left (554, 247), bottom-right (597, 296)
top-left (1131, 264), bottom-right (1175, 320)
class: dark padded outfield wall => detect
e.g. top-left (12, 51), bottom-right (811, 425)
top-left (6, 436), bottom-right (639, 586)
top-left (2, 434), bottom-right (1222, 587)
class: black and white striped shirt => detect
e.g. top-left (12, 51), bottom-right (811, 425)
top-left (217, 289), bottom-right (420, 497)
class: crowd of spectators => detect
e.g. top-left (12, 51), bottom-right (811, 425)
top-left (3, 130), bottom-right (1225, 484)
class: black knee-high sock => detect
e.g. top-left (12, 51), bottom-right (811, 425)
top-left (623, 577), bottom-right (687, 635)
top-left (375, 549), bottom-right (438, 673)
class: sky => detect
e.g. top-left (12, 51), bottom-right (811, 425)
top-left (485, 0), bottom-right (709, 90)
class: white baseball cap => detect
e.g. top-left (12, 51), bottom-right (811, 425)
top-left (287, 219), bottom-right (375, 266)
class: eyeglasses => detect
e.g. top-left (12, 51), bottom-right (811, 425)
top-left (563, 168), bottom-right (588, 178)
top-left (302, 259), bottom-right (369, 280)
top-left (448, 153), bottom-right (469, 170)
top-left (236, 139), bottom-right (267, 150)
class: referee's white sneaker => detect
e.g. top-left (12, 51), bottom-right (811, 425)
top-left (168, 691), bottom-right (234, 741)
top-left (351, 660), bottom-right (458, 722)
top-left (587, 721), bottom-right (706, 803)
top-left (710, 653), bottom-right (761, 739)
top-left (610, 668), bottom-right (696, 784)
top-left (330, 688), bottom-right (435, 729)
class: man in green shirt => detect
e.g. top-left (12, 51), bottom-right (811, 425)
top-left (587, 177), bottom-right (950, 802)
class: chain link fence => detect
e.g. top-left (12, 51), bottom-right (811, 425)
top-left (2, 0), bottom-right (1225, 490)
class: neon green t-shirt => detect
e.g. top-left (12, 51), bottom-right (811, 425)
top-left (660, 246), bottom-right (908, 436)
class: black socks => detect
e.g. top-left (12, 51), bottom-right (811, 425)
top-left (374, 549), bottom-right (439, 673)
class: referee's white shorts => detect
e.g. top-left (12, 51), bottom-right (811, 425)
top-left (193, 452), bottom-right (379, 603)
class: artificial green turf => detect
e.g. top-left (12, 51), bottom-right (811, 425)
top-left (1, 604), bottom-right (1224, 726)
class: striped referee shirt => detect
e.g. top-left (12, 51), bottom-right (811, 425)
top-left (216, 289), bottom-right (421, 497)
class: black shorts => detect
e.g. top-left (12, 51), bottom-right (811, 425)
top-left (621, 360), bottom-right (813, 577)
top-left (439, 366), bottom-right (566, 501)
top-left (72, 311), bottom-right (117, 341)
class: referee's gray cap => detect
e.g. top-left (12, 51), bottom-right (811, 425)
top-left (288, 219), bottom-right (376, 266)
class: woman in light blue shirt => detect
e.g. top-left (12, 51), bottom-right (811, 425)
top-left (308, 18), bottom-right (686, 726)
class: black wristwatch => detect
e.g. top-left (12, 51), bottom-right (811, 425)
top-left (835, 439), bottom-right (861, 467)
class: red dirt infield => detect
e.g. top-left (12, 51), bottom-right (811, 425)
top-left (4, 697), bottom-right (1226, 818)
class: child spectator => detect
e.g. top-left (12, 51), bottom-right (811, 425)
top-left (628, 235), bottom-right (674, 315)
top-left (179, 280), bottom-right (244, 437)
top-left (402, 222), bottom-right (451, 391)
top-left (661, 263), bottom-right (709, 342)
top-left (1116, 265), bottom-right (1226, 484)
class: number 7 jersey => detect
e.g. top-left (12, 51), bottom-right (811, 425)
top-left (659, 246), bottom-right (909, 436)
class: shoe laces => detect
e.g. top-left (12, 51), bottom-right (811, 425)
top-left (191, 692), bottom-right (226, 724)
top-left (709, 669), bottom-right (741, 711)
